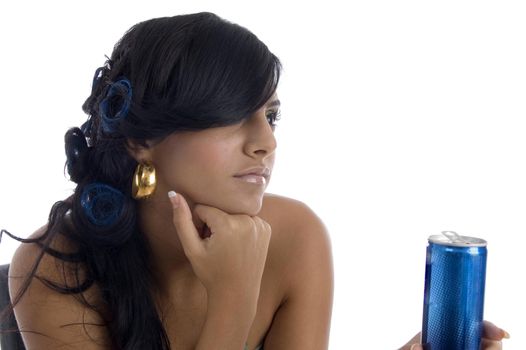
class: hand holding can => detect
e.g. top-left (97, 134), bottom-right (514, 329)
top-left (421, 231), bottom-right (487, 350)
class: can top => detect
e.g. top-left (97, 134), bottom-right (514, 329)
top-left (428, 231), bottom-right (487, 247)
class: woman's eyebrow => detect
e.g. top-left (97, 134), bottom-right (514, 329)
top-left (267, 99), bottom-right (281, 108)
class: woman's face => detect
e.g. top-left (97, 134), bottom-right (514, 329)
top-left (146, 94), bottom-right (280, 216)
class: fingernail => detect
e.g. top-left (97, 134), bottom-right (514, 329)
top-left (501, 329), bottom-right (510, 339)
top-left (168, 191), bottom-right (179, 208)
top-left (410, 345), bottom-right (423, 350)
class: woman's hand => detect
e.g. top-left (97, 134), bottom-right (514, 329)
top-left (402, 321), bottom-right (510, 350)
top-left (480, 321), bottom-right (510, 350)
top-left (168, 191), bottom-right (271, 302)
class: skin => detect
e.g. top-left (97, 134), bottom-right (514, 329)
top-left (8, 92), bottom-right (507, 349)
top-left (400, 321), bottom-right (509, 349)
top-left (9, 93), bottom-right (334, 349)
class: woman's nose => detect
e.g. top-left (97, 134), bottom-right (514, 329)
top-left (244, 112), bottom-right (277, 158)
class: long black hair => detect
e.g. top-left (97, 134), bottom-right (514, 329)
top-left (1, 12), bottom-right (281, 349)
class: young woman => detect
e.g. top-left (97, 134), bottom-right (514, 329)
top-left (3, 12), bottom-right (506, 350)
top-left (5, 12), bottom-right (332, 350)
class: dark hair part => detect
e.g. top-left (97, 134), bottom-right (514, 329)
top-left (3, 12), bottom-right (281, 349)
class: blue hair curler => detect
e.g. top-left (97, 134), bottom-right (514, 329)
top-left (80, 182), bottom-right (125, 226)
top-left (99, 78), bottom-right (132, 133)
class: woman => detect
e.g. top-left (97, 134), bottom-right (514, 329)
top-left (5, 12), bottom-right (331, 350)
top-left (3, 12), bottom-right (506, 350)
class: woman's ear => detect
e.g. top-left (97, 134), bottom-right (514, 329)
top-left (126, 138), bottom-right (153, 163)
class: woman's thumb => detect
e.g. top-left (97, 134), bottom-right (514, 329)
top-left (168, 191), bottom-right (202, 256)
top-left (410, 344), bottom-right (424, 350)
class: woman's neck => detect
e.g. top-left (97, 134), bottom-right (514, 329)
top-left (137, 193), bottom-right (199, 285)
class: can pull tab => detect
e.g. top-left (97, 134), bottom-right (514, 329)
top-left (441, 231), bottom-right (467, 244)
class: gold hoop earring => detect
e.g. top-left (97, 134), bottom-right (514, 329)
top-left (132, 163), bottom-right (156, 199)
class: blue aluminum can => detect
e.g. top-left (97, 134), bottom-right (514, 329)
top-left (421, 231), bottom-right (487, 350)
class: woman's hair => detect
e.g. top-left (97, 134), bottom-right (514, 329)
top-left (2, 12), bottom-right (281, 349)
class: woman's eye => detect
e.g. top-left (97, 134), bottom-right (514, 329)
top-left (266, 110), bottom-right (281, 127)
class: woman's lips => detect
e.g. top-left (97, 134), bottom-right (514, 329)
top-left (233, 166), bottom-right (270, 185)
top-left (234, 174), bottom-right (267, 185)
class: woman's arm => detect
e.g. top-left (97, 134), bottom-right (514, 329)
top-left (262, 201), bottom-right (334, 350)
top-left (169, 192), bottom-right (273, 350)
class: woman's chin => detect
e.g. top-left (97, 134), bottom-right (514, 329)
top-left (211, 195), bottom-right (264, 216)
top-left (222, 200), bottom-right (263, 216)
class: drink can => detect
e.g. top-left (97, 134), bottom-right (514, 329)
top-left (421, 231), bottom-right (487, 350)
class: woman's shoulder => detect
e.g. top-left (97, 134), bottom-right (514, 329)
top-left (9, 225), bottom-right (109, 349)
top-left (260, 193), bottom-right (332, 271)
top-left (261, 193), bottom-right (329, 237)
top-left (9, 223), bottom-right (98, 304)
top-left (261, 193), bottom-right (320, 222)
top-left (10, 225), bottom-right (58, 282)
top-left (257, 194), bottom-right (333, 348)
top-left (10, 224), bottom-right (81, 287)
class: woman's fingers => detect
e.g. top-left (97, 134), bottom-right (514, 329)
top-left (401, 321), bottom-right (509, 350)
top-left (480, 338), bottom-right (503, 350)
top-left (399, 332), bottom-right (420, 349)
top-left (482, 320), bottom-right (510, 341)
top-left (168, 191), bottom-right (203, 257)
top-left (167, 190), bottom-right (271, 295)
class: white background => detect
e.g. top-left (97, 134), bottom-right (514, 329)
top-left (1, 1), bottom-right (525, 349)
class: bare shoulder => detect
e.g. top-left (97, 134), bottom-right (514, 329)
top-left (260, 193), bottom-right (333, 290)
top-left (259, 193), bottom-right (334, 349)
top-left (11, 225), bottom-right (78, 283)
top-left (260, 192), bottom-right (331, 245)
top-left (9, 225), bottom-right (109, 349)
top-left (10, 225), bottom-right (65, 294)
top-left (10, 224), bottom-right (84, 294)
